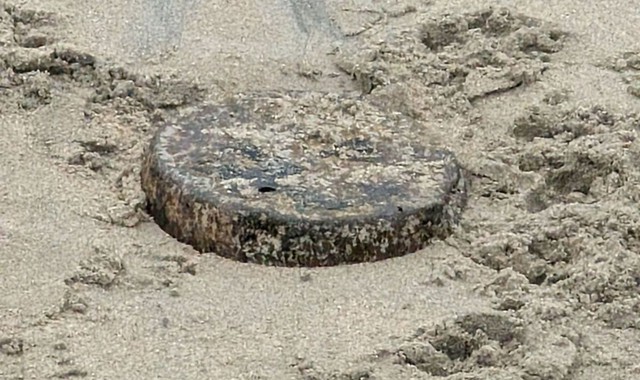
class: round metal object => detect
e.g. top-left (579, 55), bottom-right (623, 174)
top-left (141, 91), bottom-right (468, 266)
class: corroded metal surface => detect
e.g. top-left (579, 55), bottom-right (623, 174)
top-left (141, 91), bottom-right (468, 266)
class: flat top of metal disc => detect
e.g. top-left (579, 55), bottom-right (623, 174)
top-left (152, 91), bottom-right (459, 222)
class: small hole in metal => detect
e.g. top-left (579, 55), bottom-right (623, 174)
top-left (258, 186), bottom-right (276, 193)
top-left (397, 206), bottom-right (403, 212)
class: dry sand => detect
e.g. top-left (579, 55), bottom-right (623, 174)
top-left (1, 0), bottom-right (640, 379)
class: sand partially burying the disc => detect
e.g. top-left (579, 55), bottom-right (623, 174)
top-left (1, 0), bottom-right (640, 379)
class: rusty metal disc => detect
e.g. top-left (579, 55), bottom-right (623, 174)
top-left (141, 91), bottom-right (468, 266)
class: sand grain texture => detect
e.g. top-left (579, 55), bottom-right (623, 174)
top-left (1, 1), bottom-right (640, 379)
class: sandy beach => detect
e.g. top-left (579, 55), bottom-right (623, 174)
top-left (1, 0), bottom-right (640, 379)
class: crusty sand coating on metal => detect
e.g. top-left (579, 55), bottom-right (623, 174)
top-left (141, 91), bottom-right (468, 266)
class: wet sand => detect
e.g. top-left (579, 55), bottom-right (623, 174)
top-left (1, 0), bottom-right (640, 379)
